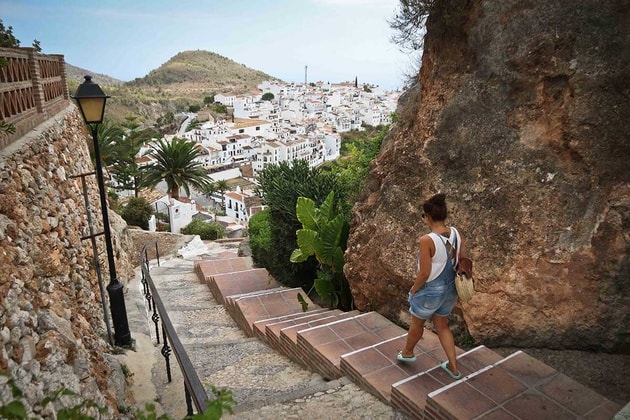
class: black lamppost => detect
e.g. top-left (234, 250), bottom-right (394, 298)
top-left (73, 75), bottom-right (131, 347)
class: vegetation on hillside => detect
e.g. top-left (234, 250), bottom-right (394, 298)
top-left (65, 49), bottom-right (282, 126)
top-left (127, 50), bottom-right (277, 89)
top-left (249, 124), bottom-right (389, 307)
top-left (65, 62), bottom-right (124, 86)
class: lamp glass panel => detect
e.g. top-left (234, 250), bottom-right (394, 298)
top-left (80, 98), bottom-right (106, 123)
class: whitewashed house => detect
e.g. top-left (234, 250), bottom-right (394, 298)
top-left (215, 93), bottom-right (236, 107)
top-left (152, 196), bottom-right (199, 234)
top-left (224, 188), bottom-right (263, 223)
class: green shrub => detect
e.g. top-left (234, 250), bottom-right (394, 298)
top-left (248, 209), bottom-right (272, 268)
top-left (120, 197), bottom-right (154, 229)
top-left (181, 219), bottom-right (226, 240)
top-left (254, 160), bottom-right (343, 289)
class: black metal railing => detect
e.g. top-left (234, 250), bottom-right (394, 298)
top-left (140, 240), bottom-right (208, 416)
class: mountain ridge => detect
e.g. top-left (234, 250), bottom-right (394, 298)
top-left (125, 49), bottom-right (280, 91)
top-left (65, 49), bottom-right (281, 125)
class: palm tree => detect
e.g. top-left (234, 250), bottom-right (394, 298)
top-left (94, 120), bottom-right (124, 168)
top-left (215, 179), bottom-right (230, 209)
top-left (142, 137), bottom-right (212, 199)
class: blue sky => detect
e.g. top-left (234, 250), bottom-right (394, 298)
top-left (2, 0), bottom-right (411, 90)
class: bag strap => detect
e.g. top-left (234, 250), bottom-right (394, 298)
top-left (451, 227), bottom-right (461, 269)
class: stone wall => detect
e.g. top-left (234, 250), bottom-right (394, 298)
top-left (0, 104), bottom-right (133, 416)
top-left (345, 0), bottom-right (629, 352)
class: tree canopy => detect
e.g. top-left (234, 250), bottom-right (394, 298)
top-left (142, 137), bottom-right (213, 199)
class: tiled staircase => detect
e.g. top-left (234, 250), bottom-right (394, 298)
top-left (195, 253), bottom-right (623, 419)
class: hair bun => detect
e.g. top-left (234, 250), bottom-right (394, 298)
top-left (432, 193), bottom-right (446, 206)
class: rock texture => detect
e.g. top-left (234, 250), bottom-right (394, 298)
top-left (0, 105), bottom-right (134, 416)
top-left (345, 0), bottom-right (630, 352)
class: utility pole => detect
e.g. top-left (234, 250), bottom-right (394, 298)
top-left (305, 65), bottom-right (308, 85)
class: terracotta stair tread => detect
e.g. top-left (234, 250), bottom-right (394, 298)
top-left (390, 345), bottom-right (503, 418)
top-left (389, 348), bottom-right (624, 420)
top-left (295, 311), bottom-right (406, 380)
top-left (189, 255), bottom-right (622, 419)
top-left (207, 268), bottom-right (278, 305)
top-left (227, 287), bottom-right (316, 336)
top-left (276, 310), bottom-right (361, 365)
top-left (422, 350), bottom-right (622, 420)
top-left (252, 308), bottom-right (332, 343)
top-left (340, 330), bottom-right (449, 403)
top-left (193, 257), bottom-right (253, 283)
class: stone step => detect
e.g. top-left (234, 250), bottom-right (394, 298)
top-left (390, 345), bottom-right (511, 418)
top-left (252, 308), bottom-right (331, 343)
top-left (339, 330), bottom-right (449, 403)
top-left (224, 286), bottom-right (288, 326)
top-left (276, 310), bottom-right (361, 366)
top-left (194, 256), bottom-right (253, 283)
top-left (226, 287), bottom-right (316, 337)
top-left (207, 268), bottom-right (278, 305)
top-left (295, 311), bottom-right (406, 380)
top-left (423, 350), bottom-right (622, 420)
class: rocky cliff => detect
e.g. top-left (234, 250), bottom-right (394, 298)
top-left (345, 0), bottom-right (629, 352)
top-left (0, 105), bottom-right (135, 416)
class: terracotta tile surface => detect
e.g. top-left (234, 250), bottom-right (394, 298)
top-left (190, 253), bottom-right (622, 420)
top-left (263, 309), bottom-right (336, 339)
top-left (539, 373), bottom-right (611, 416)
top-left (502, 391), bottom-right (575, 420)
top-left (340, 333), bottom-right (446, 404)
top-left (362, 364), bottom-right (416, 401)
top-left (208, 268), bottom-right (277, 304)
top-left (194, 257), bottom-right (252, 279)
top-left (477, 408), bottom-right (518, 419)
top-left (582, 400), bottom-right (626, 420)
top-left (295, 312), bottom-right (405, 379)
top-left (255, 309), bottom-right (330, 343)
top-left (428, 382), bottom-right (498, 419)
top-left (421, 351), bottom-right (622, 420)
top-left (498, 350), bottom-right (557, 387)
top-left (280, 310), bottom-right (360, 345)
top-left (466, 364), bottom-right (527, 404)
top-left (390, 346), bottom-right (503, 417)
top-left (230, 288), bottom-right (314, 336)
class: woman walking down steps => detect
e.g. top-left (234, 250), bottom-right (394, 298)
top-left (398, 194), bottom-right (469, 380)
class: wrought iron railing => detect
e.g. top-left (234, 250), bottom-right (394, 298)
top-left (140, 240), bottom-right (209, 416)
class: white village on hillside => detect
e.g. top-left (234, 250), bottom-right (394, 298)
top-left (129, 80), bottom-right (401, 236)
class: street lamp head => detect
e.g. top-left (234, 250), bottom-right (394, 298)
top-left (72, 75), bottom-right (110, 125)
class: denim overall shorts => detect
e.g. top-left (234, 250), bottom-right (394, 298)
top-left (408, 239), bottom-right (458, 320)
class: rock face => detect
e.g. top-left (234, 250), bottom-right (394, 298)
top-left (345, 0), bottom-right (630, 352)
top-left (0, 105), bottom-right (134, 416)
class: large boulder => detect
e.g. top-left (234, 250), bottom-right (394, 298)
top-left (345, 0), bottom-right (630, 352)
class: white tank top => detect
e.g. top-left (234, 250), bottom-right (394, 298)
top-left (417, 227), bottom-right (459, 283)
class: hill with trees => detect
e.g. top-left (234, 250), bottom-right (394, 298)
top-left (127, 50), bottom-right (277, 91)
top-left (66, 49), bottom-right (282, 128)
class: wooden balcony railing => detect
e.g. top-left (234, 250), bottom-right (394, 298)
top-left (0, 47), bottom-right (70, 150)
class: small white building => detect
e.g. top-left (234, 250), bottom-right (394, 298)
top-left (215, 93), bottom-right (236, 107)
top-left (152, 196), bottom-right (200, 234)
top-left (224, 188), bottom-right (263, 223)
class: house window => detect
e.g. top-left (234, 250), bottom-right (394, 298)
top-left (239, 129), bottom-right (245, 133)
top-left (256, 126), bottom-right (260, 131)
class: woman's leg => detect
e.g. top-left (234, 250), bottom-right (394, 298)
top-left (433, 314), bottom-right (459, 374)
top-left (402, 315), bottom-right (426, 357)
